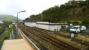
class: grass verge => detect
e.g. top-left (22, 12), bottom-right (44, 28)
top-left (0, 27), bottom-right (12, 49)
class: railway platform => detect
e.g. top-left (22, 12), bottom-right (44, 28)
top-left (1, 39), bottom-right (35, 50)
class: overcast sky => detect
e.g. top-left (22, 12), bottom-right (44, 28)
top-left (0, 0), bottom-right (69, 20)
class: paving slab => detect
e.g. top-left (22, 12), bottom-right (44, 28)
top-left (1, 39), bottom-right (35, 50)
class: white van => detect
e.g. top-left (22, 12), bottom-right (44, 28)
top-left (69, 26), bottom-right (86, 33)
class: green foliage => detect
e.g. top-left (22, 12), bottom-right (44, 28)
top-left (81, 20), bottom-right (89, 26)
top-left (3, 21), bottom-right (12, 28)
top-left (0, 26), bottom-right (4, 33)
top-left (72, 22), bottom-right (80, 25)
top-left (0, 26), bottom-right (12, 48)
top-left (24, 0), bottom-right (89, 23)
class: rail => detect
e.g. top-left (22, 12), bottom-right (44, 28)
top-left (15, 25), bottom-right (40, 50)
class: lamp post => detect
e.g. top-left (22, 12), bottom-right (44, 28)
top-left (16, 10), bottom-right (26, 38)
top-left (17, 10), bottom-right (26, 23)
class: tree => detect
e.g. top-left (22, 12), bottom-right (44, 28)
top-left (26, 0), bottom-right (89, 23)
top-left (81, 20), bottom-right (89, 26)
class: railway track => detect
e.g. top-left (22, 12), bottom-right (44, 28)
top-left (18, 24), bottom-right (81, 50)
top-left (19, 25), bottom-right (60, 50)
top-left (34, 27), bottom-right (89, 47)
top-left (19, 27), bottom-right (48, 50)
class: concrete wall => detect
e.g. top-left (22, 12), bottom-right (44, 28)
top-left (24, 22), bottom-right (36, 27)
top-left (25, 22), bottom-right (68, 31)
top-left (36, 24), bottom-right (62, 31)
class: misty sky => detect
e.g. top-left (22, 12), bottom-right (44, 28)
top-left (0, 0), bottom-right (69, 20)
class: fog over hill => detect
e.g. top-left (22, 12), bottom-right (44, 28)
top-left (0, 15), bottom-right (20, 22)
